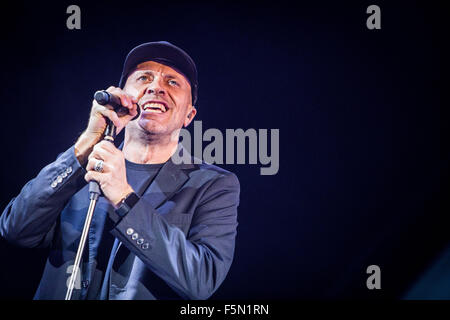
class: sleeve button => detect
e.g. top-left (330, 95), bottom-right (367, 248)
top-left (132, 233), bottom-right (139, 240)
top-left (81, 280), bottom-right (89, 288)
top-left (137, 238), bottom-right (144, 245)
top-left (126, 228), bottom-right (134, 235)
top-left (141, 243), bottom-right (150, 250)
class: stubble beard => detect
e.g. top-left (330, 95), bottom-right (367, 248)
top-left (127, 119), bottom-right (177, 146)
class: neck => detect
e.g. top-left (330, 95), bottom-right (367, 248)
top-left (123, 130), bottom-right (179, 164)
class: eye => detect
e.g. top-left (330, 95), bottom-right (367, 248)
top-left (168, 79), bottom-right (179, 86)
top-left (137, 75), bottom-right (150, 81)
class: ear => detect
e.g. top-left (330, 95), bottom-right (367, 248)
top-left (183, 106), bottom-right (197, 127)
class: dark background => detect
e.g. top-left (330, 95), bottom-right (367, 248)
top-left (0, 0), bottom-right (447, 299)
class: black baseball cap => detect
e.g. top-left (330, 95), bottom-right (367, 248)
top-left (118, 41), bottom-right (198, 105)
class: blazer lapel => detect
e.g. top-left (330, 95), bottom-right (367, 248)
top-left (142, 158), bottom-right (190, 210)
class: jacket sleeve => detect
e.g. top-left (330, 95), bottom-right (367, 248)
top-left (0, 146), bottom-right (87, 248)
top-left (110, 171), bottom-right (240, 300)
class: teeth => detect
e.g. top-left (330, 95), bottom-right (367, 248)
top-left (144, 103), bottom-right (166, 112)
top-left (146, 109), bottom-right (163, 113)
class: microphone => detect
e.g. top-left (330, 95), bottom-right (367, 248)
top-left (94, 90), bottom-right (140, 120)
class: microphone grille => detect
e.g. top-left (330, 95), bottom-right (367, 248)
top-left (94, 91), bottom-right (110, 105)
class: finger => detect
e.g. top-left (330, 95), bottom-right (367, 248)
top-left (128, 102), bottom-right (139, 118)
top-left (122, 91), bottom-right (135, 108)
top-left (108, 87), bottom-right (132, 108)
top-left (119, 91), bottom-right (131, 108)
top-left (93, 103), bottom-right (121, 127)
top-left (86, 157), bottom-right (97, 172)
top-left (104, 109), bottom-right (121, 127)
top-left (84, 170), bottom-right (103, 184)
top-left (86, 157), bottom-right (111, 172)
top-left (93, 140), bottom-right (116, 156)
top-left (109, 87), bottom-right (137, 110)
top-left (96, 140), bottom-right (118, 154)
top-left (88, 145), bottom-right (111, 162)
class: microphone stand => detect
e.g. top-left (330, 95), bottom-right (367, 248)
top-left (65, 98), bottom-right (118, 300)
top-left (65, 120), bottom-right (116, 300)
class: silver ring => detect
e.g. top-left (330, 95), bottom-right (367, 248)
top-left (94, 159), bottom-right (104, 172)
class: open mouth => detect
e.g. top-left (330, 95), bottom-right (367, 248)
top-left (141, 101), bottom-right (168, 114)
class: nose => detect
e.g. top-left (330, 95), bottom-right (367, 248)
top-left (146, 79), bottom-right (165, 96)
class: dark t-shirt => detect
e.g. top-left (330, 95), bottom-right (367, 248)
top-left (124, 159), bottom-right (164, 196)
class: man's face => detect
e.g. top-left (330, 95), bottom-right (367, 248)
top-left (123, 61), bottom-right (196, 139)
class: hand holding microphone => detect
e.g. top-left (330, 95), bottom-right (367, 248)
top-left (86, 86), bottom-right (140, 139)
top-left (74, 86), bottom-right (140, 168)
top-left (94, 90), bottom-right (141, 119)
top-left (93, 87), bottom-right (140, 131)
top-left (94, 89), bottom-right (141, 141)
top-left (84, 87), bottom-right (140, 202)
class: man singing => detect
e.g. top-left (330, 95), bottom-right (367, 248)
top-left (0, 41), bottom-right (240, 300)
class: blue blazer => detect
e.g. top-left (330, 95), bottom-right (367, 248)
top-left (0, 144), bottom-right (240, 299)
